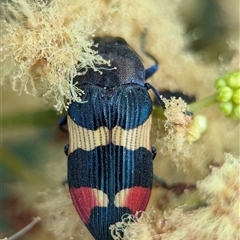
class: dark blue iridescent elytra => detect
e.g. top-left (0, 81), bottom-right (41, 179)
top-left (68, 145), bottom-right (153, 199)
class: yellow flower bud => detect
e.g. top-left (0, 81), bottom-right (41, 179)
top-left (226, 72), bottom-right (240, 89)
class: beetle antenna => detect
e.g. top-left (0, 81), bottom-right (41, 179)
top-left (141, 29), bottom-right (159, 80)
top-left (141, 29), bottom-right (158, 64)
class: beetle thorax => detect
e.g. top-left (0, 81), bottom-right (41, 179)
top-left (73, 38), bottom-right (145, 89)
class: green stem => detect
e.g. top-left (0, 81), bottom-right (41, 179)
top-left (1, 109), bottom-right (57, 127)
top-left (189, 94), bottom-right (217, 112)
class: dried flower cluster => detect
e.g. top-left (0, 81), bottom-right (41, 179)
top-left (111, 154), bottom-right (240, 240)
top-left (158, 97), bottom-right (193, 168)
top-left (110, 211), bottom-right (157, 240)
top-left (156, 153), bottom-right (240, 240)
top-left (0, 0), bottom-right (109, 112)
top-left (156, 97), bottom-right (207, 170)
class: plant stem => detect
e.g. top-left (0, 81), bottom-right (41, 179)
top-left (8, 217), bottom-right (41, 240)
top-left (189, 94), bottom-right (217, 112)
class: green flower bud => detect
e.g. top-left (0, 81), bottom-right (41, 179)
top-left (232, 89), bottom-right (240, 105)
top-left (218, 102), bottom-right (233, 116)
top-left (226, 71), bottom-right (240, 89)
top-left (216, 86), bottom-right (233, 102)
top-left (214, 78), bottom-right (227, 89)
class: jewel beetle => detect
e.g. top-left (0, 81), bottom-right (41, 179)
top-left (60, 36), bottom-right (162, 240)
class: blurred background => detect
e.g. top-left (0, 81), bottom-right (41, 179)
top-left (1, 0), bottom-right (239, 239)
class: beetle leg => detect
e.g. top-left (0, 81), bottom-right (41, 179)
top-left (167, 182), bottom-right (196, 195)
top-left (62, 144), bottom-right (69, 185)
top-left (145, 64), bottom-right (158, 80)
top-left (145, 82), bottom-right (164, 107)
top-left (62, 178), bottom-right (68, 185)
top-left (154, 175), bottom-right (196, 195)
top-left (58, 115), bottom-right (68, 133)
top-left (151, 146), bottom-right (156, 160)
top-left (155, 90), bottom-right (196, 106)
top-left (64, 143), bottom-right (69, 156)
top-left (153, 175), bottom-right (168, 188)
